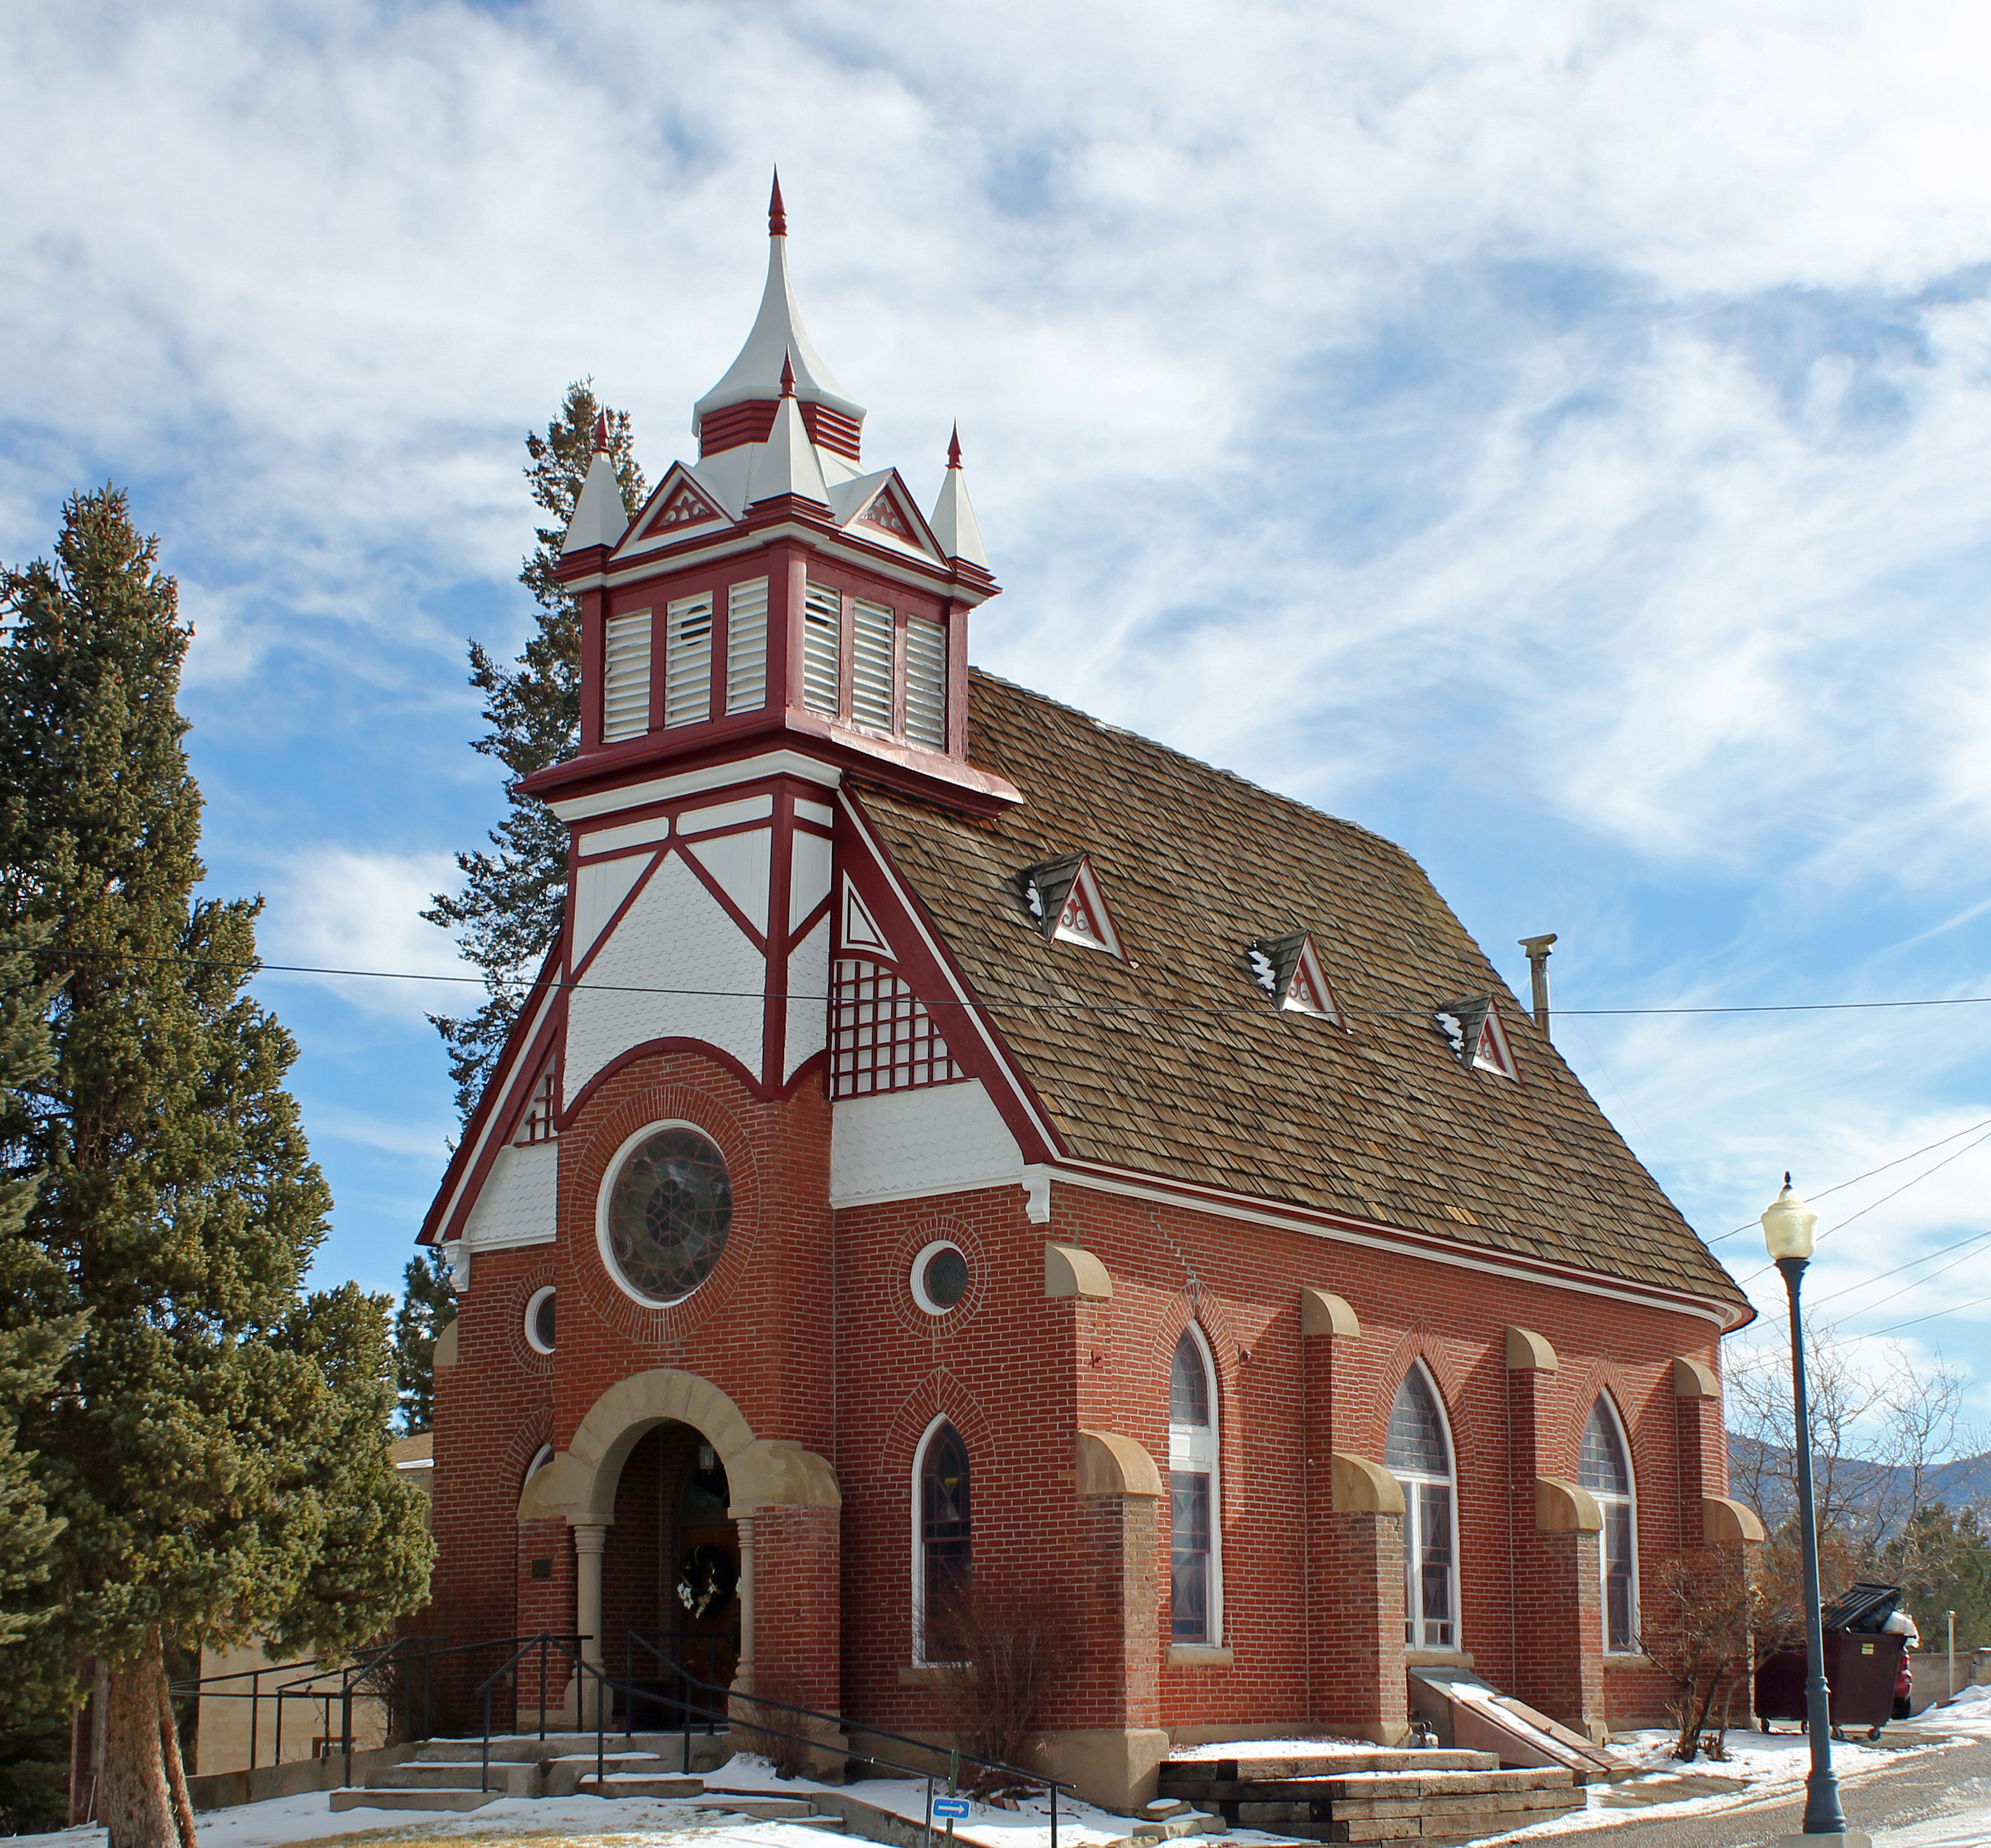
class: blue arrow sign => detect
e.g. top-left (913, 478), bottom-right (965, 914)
top-left (933, 1798), bottom-right (971, 1819)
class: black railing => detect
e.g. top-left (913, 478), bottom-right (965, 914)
top-left (475, 1631), bottom-right (1071, 1848)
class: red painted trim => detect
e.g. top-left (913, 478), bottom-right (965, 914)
top-left (568, 847), bottom-right (670, 984)
top-left (697, 401), bottom-right (778, 455)
top-left (763, 785), bottom-right (796, 1085)
top-left (604, 516), bottom-right (994, 608)
top-left (563, 1036), bottom-right (776, 1115)
top-left (787, 890), bottom-right (832, 951)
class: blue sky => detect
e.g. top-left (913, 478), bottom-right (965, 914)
top-left (7, 0), bottom-right (1991, 1425)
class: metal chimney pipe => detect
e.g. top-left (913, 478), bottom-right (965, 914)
top-left (1518, 934), bottom-right (1557, 1040)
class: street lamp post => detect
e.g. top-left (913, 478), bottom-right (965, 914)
top-left (1761, 1176), bottom-right (1854, 1840)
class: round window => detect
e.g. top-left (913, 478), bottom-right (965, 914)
top-left (524, 1286), bottom-right (556, 1354)
top-left (603, 1127), bottom-right (733, 1304)
top-left (911, 1240), bottom-right (969, 1316)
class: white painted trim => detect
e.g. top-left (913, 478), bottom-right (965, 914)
top-left (524, 1285), bottom-right (557, 1355)
top-left (1585, 1395), bottom-right (1641, 1656)
top-left (910, 1412), bottom-right (969, 1668)
top-left (678, 793), bottom-right (776, 835)
top-left (1031, 1162), bottom-right (1743, 1329)
top-left (594, 1119), bottom-right (733, 1309)
top-left (909, 1239), bottom-right (968, 1317)
top-left (587, 521), bottom-right (996, 608)
top-left (829, 1172), bottom-right (1024, 1211)
top-left (548, 751), bottom-right (842, 823)
top-left (433, 981), bottom-right (562, 1240)
top-left (579, 813), bottom-right (673, 856)
top-left (1167, 1323), bottom-right (1224, 1647)
top-left (1391, 1361), bottom-right (1462, 1653)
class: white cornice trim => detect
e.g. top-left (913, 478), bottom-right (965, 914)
top-left (594, 521), bottom-right (992, 606)
top-left (1036, 1161), bottom-right (1750, 1330)
top-left (547, 751), bottom-right (843, 822)
top-left (829, 1171), bottom-right (1025, 1211)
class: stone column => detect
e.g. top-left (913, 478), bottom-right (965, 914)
top-left (573, 1522), bottom-right (608, 1729)
top-left (733, 1512), bottom-right (757, 1697)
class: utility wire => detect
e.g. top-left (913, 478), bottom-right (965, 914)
top-left (1805, 1225), bottom-right (1991, 1309)
top-left (1863, 1291), bottom-right (1991, 1339)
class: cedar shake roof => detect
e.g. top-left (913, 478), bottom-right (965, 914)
top-left (855, 671), bottom-right (1749, 1314)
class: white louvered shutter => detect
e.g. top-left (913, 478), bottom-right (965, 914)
top-left (725, 577), bottom-right (769, 714)
top-left (803, 581), bottom-right (841, 716)
top-left (663, 593), bottom-right (713, 729)
top-left (601, 611), bottom-right (652, 741)
top-left (852, 598), bottom-right (895, 733)
top-left (904, 615), bottom-right (946, 750)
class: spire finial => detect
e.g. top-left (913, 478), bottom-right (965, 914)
top-left (1784, 1170), bottom-right (1793, 1188)
top-left (946, 423), bottom-right (962, 469)
top-left (590, 409), bottom-right (610, 454)
top-left (780, 352), bottom-right (796, 397)
top-left (769, 169), bottom-right (787, 238)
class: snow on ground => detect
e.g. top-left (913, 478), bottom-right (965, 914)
top-left (1163, 1738), bottom-right (1394, 1762)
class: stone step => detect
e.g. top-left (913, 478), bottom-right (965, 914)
top-left (329, 1788), bottom-right (500, 1814)
top-left (696, 1796), bottom-right (822, 1819)
top-left (1162, 1752), bottom-right (1494, 1790)
top-left (1129, 1814), bottom-right (1226, 1841)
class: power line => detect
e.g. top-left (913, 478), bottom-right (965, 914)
top-left (1806, 1225), bottom-right (1991, 1309)
top-left (1862, 1291), bottom-right (1991, 1339)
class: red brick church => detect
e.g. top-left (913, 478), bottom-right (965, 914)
top-left (420, 182), bottom-right (1760, 1807)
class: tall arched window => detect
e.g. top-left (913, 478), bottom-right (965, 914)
top-left (1579, 1398), bottom-right (1638, 1654)
top-left (913, 1419), bottom-right (971, 1661)
top-left (1386, 1364), bottom-right (1458, 1650)
top-left (1169, 1326), bottom-right (1221, 1644)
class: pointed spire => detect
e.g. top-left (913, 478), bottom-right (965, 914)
top-left (929, 425), bottom-right (988, 568)
top-left (562, 444), bottom-right (629, 555)
top-left (780, 351), bottom-right (796, 396)
top-left (746, 390), bottom-right (830, 508)
top-left (694, 183), bottom-right (864, 428)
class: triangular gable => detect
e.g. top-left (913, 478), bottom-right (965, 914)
top-left (613, 463), bottom-right (736, 558)
top-left (510, 1058), bottom-right (559, 1146)
top-left (1434, 993), bottom-right (1517, 1081)
top-left (827, 467), bottom-right (945, 562)
top-left (1020, 852), bottom-right (1124, 959)
top-left (1248, 931), bottom-right (1343, 1024)
top-left (839, 876), bottom-right (892, 956)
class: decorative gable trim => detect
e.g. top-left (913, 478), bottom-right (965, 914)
top-left (613, 464), bottom-right (734, 559)
top-left (839, 876), bottom-right (892, 956)
top-left (1434, 993), bottom-right (1518, 1081)
top-left (1020, 853), bottom-right (1124, 959)
top-left (1248, 932), bottom-right (1343, 1024)
top-left (857, 483), bottom-right (918, 544)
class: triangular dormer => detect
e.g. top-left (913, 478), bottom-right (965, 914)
top-left (1248, 932), bottom-right (1343, 1024)
top-left (1022, 853), bottom-right (1124, 958)
top-left (1434, 993), bottom-right (1518, 1081)
top-left (632, 468), bottom-right (732, 545)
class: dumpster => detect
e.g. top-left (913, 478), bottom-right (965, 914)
top-left (1755, 1581), bottom-right (1908, 1741)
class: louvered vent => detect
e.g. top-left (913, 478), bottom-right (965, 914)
top-left (852, 599), bottom-right (895, 733)
top-left (803, 581), bottom-right (841, 716)
top-left (601, 611), bottom-right (652, 742)
top-left (904, 616), bottom-right (945, 750)
top-left (725, 577), bottom-right (769, 714)
top-left (663, 593), bottom-right (713, 729)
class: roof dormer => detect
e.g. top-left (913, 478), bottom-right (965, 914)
top-left (1248, 932), bottom-right (1343, 1024)
top-left (1434, 993), bottom-right (1517, 1079)
top-left (1021, 853), bottom-right (1124, 958)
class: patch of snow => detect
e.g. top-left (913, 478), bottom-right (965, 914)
top-left (1166, 1737), bottom-right (1397, 1761)
top-left (1024, 881), bottom-right (1043, 920)
top-left (1247, 949), bottom-right (1276, 994)
top-left (1434, 1011), bottom-right (1464, 1051)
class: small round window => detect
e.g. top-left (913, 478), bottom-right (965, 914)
top-left (524, 1286), bottom-right (556, 1354)
top-left (604, 1127), bottom-right (733, 1304)
top-left (911, 1240), bottom-right (969, 1316)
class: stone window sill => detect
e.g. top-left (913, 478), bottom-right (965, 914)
top-left (899, 1663), bottom-right (976, 1687)
top-left (1604, 1653), bottom-right (1660, 1671)
top-left (1405, 1649), bottom-right (1477, 1668)
top-left (1167, 1644), bottom-right (1235, 1668)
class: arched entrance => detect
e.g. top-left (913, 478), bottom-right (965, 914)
top-left (602, 1421), bottom-right (739, 1719)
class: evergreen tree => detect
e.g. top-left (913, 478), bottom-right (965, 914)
top-left (392, 1246), bottom-right (454, 1433)
top-left (0, 488), bottom-right (434, 1848)
top-left (0, 932), bottom-right (79, 1653)
top-left (425, 382), bottom-right (644, 1120)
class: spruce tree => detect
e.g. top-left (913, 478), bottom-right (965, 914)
top-left (392, 1246), bottom-right (454, 1433)
top-left (0, 488), bottom-right (434, 1848)
top-left (425, 381), bottom-right (644, 1120)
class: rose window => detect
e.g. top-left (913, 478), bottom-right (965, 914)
top-left (605, 1128), bottom-right (732, 1304)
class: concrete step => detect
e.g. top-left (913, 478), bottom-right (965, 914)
top-left (330, 1788), bottom-right (499, 1814)
top-left (368, 1761), bottom-right (537, 1798)
top-left (543, 1754), bottom-right (671, 1798)
top-left (696, 1796), bottom-right (822, 1820)
top-left (577, 1774), bottom-right (709, 1799)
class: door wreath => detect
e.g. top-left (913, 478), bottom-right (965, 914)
top-left (676, 1542), bottom-right (738, 1619)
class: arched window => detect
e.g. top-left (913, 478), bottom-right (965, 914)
top-left (914, 1419), bottom-right (971, 1661)
top-left (1168, 1327), bottom-right (1221, 1644)
top-left (1385, 1364), bottom-right (1458, 1650)
top-left (1579, 1398), bottom-right (1638, 1654)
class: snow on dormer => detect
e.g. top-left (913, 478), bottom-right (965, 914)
top-left (1433, 993), bottom-right (1518, 1080)
top-left (1021, 853), bottom-right (1124, 958)
top-left (1248, 932), bottom-right (1343, 1024)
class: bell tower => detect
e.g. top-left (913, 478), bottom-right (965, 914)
top-left (520, 176), bottom-right (1014, 1111)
